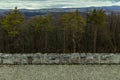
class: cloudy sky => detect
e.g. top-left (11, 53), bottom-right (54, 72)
top-left (0, 0), bottom-right (120, 9)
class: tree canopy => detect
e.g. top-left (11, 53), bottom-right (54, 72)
top-left (1, 7), bottom-right (24, 37)
top-left (0, 8), bottom-right (120, 53)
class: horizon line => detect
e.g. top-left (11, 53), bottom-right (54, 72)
top-left (0, 5), bottom-right (119, 10)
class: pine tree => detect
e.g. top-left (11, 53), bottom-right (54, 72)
top-left (61, 10), bottom-right (86, 53)
top-left (87, 9), bottom-right (106, 53)
top-left (1, 7), bottom-right (24, 52)
top-left (1, 7), bottom-right (24, 37)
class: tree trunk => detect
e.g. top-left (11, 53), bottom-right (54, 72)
top-left (63, 29), bottom-right (66, 53)
top-left (45, 31), bottom-right (48, 52)
top-left (93, 27), bottom-right (97, 53)
top-left (72, 32), bottom-right (76, 53)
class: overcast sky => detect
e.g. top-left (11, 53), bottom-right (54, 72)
top-left (0, 0), bottom-right (120, 9)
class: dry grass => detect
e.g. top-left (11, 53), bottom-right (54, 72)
top-left (0, 65), bottom-right (120, 80)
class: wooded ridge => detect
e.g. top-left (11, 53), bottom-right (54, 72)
top-left (0, 7), bottom-right (120, 53)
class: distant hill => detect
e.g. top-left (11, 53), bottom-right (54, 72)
top-left (0, 6), bottom-right (120, 17)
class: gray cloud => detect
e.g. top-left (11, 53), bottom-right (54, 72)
top-left (0, 0), bottom-right (119, 9)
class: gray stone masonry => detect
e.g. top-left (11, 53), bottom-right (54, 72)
top-left (0, 53), bottom-right (120, 64)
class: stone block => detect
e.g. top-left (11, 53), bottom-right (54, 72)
top-left (70, 53), bottom-right (80, 64)
top-left (59, 54), bottom-right (70, 64)
top-left (33, 53), bottom-right (44, 64)
top-left (43, 53), bottom-right (60, 64)
top-left (3, 54), bottom-right (13, 64)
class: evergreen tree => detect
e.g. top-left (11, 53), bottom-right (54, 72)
top-left (1, 7), bottom-right (24, 37)
top-left (61, 10), bottom-right (86, 53)
top-left (87, 9), bottom-right (106, 53)
top-left (1, 7), bottom-right (24, 52)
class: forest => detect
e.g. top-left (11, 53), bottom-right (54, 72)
top-left (0, 7), bottom-right (120, 53)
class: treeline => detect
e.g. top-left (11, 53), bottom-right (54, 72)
top-left (0, 7), bottom-right (120, 53)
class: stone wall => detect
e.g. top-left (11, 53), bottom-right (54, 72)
top-left (0, 53), bottom-right (120, 64)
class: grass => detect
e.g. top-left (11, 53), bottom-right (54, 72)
top-left (0, 65), bottom-right (120, 80)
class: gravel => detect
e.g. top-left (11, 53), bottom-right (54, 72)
top-left (0, 65), bottom-right (119, 80)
